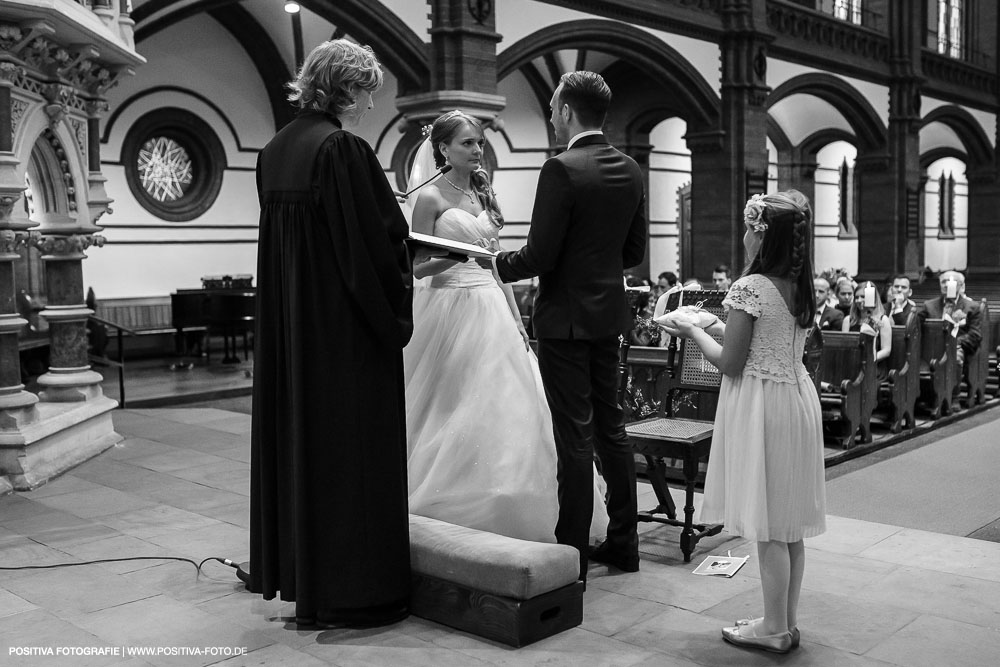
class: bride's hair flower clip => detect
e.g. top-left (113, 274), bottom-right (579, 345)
top-left (744, 193), bottom-right (768, 233)
top-left (421, 124), bottom-right (433, 138)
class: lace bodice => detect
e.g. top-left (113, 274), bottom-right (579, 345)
top-left (428, 208), bottom-right (498, 289)
top-left (724, 274), bottom-right (811, 384)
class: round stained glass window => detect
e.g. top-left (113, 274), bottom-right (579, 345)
top-left (123, 109), bottom-right (225, 222)
top-left (137, 136), bottom-right (195, 202)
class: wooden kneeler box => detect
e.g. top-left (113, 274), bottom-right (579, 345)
top-left (408, 514), bottom-right (583, 647)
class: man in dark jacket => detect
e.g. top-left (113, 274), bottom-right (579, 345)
top-left (490, 71), bottom-right (647, 579)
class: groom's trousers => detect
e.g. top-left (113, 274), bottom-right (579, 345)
top-left (536, 336), bottom-right (639, 579)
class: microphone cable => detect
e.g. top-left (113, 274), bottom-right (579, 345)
top-left (0, 556), bottom-right (243, 580)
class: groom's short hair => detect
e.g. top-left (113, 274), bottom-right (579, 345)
top-left (558, 71), bottom-right (611, 128)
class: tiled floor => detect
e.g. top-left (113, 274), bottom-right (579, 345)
top-left (2, 406), bottom-right (1000, 665)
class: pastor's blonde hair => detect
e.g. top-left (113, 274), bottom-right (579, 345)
top-left (287, 39), bottom-right (383, 117)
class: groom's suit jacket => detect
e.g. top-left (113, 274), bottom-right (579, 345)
top-left (495, 134), bottom-right (647, 338)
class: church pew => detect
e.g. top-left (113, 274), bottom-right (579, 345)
top-left (819, 331), bottom-right (875, 449)
top-left (918, 318), bottom-right (960, 419)
top-left (879, 314), bottom-right (920, 432)
top-left (964, 299), bottom-right (991, 406)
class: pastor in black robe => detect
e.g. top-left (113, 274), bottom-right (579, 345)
top-left (250, 109), bottom-right (413, 625)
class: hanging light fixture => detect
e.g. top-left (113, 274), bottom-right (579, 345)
top-left (284, 1), bottom-right (300, 13)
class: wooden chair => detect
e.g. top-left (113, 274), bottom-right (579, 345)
top-left (918, 318), bottom-right (959, 419)
top-left (879, 313), bottom-right (920, 432)
top-left (964, 299), bottom-right (991, 406)
top-left (803, 326), bottom-right (824, 395)
top-left (623, 289), bottom-right (725, 563)
top-left (818, 331), bottom-right (874, 449)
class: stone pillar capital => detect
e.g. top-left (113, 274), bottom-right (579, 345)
top-left (684, 130), bottom-right (726, 154)
top-left (31, 232), bottom-right (105, 260)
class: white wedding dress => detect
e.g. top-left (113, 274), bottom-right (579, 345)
top-left (404, 207), bottom-right (608, 543)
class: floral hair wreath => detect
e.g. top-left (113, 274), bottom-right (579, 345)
top-left (743, 193), bottom-right (768, 233)
top-left (421, 110), bottom-right (468, 139)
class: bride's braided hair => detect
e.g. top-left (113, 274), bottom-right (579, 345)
top-left (430, 111), bottom-right (504, 227)
top-left (743, 189), bottom-right (816, 328)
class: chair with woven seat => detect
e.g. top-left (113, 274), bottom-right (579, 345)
top-left (623, 289), bottom-right (725, 563)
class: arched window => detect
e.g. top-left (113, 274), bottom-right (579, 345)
top-left (937, 0), bottom-right (964, 59)
top-left (938, 171), bottom-right (956, 239)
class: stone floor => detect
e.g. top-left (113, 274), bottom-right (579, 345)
top-left (2, 406), bottom-right (1000, 666)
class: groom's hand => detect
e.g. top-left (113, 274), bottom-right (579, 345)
top-left (473, 237), bottom-right (501, 270)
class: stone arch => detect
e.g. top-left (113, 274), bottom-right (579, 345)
top-left (920, 146), bottom-right (968, 171)
top-left (497, 20), bottom-right (720, 133)
top-left (799, 128), bottom-right (859, 158)
top-left (767, 73), bottom-right (886, 154)
top-left (920, 105), bottom-right (993, 171)
top-left (134, 0), bottom-right (428, 97)
top-left (134, 3), bottom-right (293, 131)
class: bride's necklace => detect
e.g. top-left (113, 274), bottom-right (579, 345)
top-left (442, 174), bottom-right (477, 206)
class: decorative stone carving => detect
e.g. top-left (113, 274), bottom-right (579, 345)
top-left (766, 3), bottom-right (890, 63)
top-left (9, 98), bottom-right (29, 137)
top-left (42, 83), bottom-right (72, 127)
top-left (0, 195), bottom-right (20, 225)
top-left (0, 61), bottom-right (23, 85)
top-left (922, 52), bottom-right (997, 96)
top-left (40, 128), bottom-right (78, 212)
top-left (31, 233), bottom-right (105, 257)
top-left (84, 99), bottom-right (109, 118)
top-left (0, 229), bottom-right (37, 255)
top-left (69, 117), bottom-right (87, 165)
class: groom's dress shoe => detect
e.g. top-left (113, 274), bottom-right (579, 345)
top-left (588, 541), bottom-right (639, 572)
top-left (722, 625), bottom-right (794, 654)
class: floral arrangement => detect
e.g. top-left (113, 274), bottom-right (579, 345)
top-left (633, 316), bottom-right (663, 345)
top-left (743, 193), bottom-right (768, 233)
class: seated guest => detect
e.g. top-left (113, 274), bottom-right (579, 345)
top-left (711, 264), bottom-right (732, 291)
top-left (918, 270), bottom-right (982, 371)
top-left (834, 276), bottom-right (855, 318)
top-left (653, 270), bottom-right (678, 304)
top-left (625, 274), bottom-right (655, 346)
top-left (813, 277), bottom-right (844, 331)
top-left (843, 280), bottom-right (892, 382)
top-left (683, 278), bottom-right (703, 290)
top-left (886, 274), bottom-right (916, 325)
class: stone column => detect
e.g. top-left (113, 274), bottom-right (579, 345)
top-left (396, 0), bottom-right (505, 135)
top-left (858, 0), bottom-right (924, 278)
top-left (33, 231), bottom-right (106, 402)
top-left (776, 146), bottom-right (818, 208)
top-left (965, 169), bottom-right (1000, 275)
top-left (0, 63), bottom-right (40, 426)
top-left (687, 0), bottom-right (771, 280)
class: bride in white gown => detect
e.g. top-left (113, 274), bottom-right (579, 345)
top-left (403, 110), bottom-right (608, 543)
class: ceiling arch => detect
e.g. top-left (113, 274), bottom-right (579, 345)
top-left (921, 105), bottom-right (993, 170)
top-left (498, 19), bottom-right (720, 132)
top-left (767, 73), bottom-right (885, 154)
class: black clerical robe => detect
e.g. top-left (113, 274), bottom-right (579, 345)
top-left (250, 110), bottom-right (413, 620)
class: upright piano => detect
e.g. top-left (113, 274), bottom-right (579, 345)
top-left (172, 276), bottom-right (255, 364)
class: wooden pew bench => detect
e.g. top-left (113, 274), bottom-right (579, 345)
top-left (964, 299), bottom-right (991, 406)
top-left (408, 514), bottom-right (583, 647)
top-left (818, 331), bottom-right (875, 449)
top-left (878, 314), bottom-right (920, 432)
top-left (918, 318), bottom-right (959, 418)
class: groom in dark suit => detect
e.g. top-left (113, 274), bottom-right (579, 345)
top-left (491, 71), bottom-right (647, 579)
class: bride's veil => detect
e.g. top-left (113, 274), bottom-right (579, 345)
top-left (402, 137), bottom-right (438, 225)
top-left (404, 136), bottom-right (438, 288)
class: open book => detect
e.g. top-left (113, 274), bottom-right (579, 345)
top-left (408, 231), bottom-right (498, 260)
